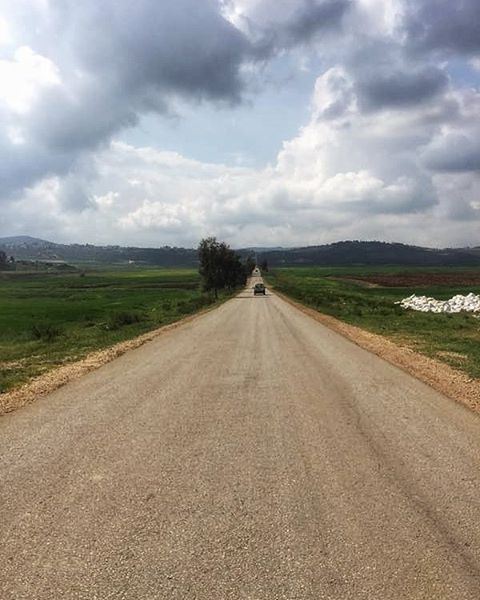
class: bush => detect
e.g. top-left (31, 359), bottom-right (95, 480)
top-left (191, 295), bottom-right (214, 309)
top-left (31, 323), bottom-right (63, 342)
top-left (106, 311), bottom-right (143, 330)
top-left (175, 295), bottom-right (213, 315)
top-left (176, 300), bottom-right (190, 314)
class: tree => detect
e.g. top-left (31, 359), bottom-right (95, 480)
top-left (259, 259), bottom-right (268, 272)
top-left (198, 237), bottom-right (246, 298)
top-left (0, 251), bottom-right (7, 270)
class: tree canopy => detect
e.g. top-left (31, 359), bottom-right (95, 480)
top-left (198, 237), bottom-right (250, 297)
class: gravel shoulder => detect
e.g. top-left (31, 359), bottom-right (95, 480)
top-left (3, 282), bottom-right (479, 419)
top-left (0, 304), bottom-right (220, 416)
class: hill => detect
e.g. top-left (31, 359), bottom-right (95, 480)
top-left (0, 237), bottom-right (198, 267)
top-left (1, 237), bottom-right (480, 268)
top-left (0, 236), bottom-right (53, 248)
top-left (256, 241), bottom-right (480, 267)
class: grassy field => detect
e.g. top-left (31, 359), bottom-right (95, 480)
top-left (0, 267), bottom-right (221, 393)
top-left (266, 266), bottom-right (480, 378)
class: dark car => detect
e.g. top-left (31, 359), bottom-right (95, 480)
top-left (253, 283), bottom-right (266, 295)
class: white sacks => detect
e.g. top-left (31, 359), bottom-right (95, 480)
top-left (396, 292), bottom-right (480, 313)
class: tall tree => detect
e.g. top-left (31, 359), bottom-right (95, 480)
top-left (198, 237), bottom-right (246, 298)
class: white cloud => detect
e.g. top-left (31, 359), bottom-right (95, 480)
top-left (1, 0), bottom-right (479, 249)
top-left (0, 15), bottom-right (12, 45)
top-left (8, 75), bottom-right (479, 248)
top-left (0, 46), bottom-right (60, 114)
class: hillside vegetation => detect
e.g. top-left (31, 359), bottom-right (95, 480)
top-left (258, 241), bottom-right (480, 267)
top-left (0, 236), bottom-right (198, 267)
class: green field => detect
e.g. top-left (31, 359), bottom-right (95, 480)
top-left (0, 267), bottom-right (221, 392)
top-left (266, 266), bottom-right (480, 378)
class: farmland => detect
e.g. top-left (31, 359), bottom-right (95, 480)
top-left (266, 266), bottom-right (480, 378)
top-left (333, 271), bottom-right (480, 287)
top-left (0, 267), bottom-right (219, 393)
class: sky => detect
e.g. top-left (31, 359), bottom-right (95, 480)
top-left (0, 0), bottom-right (479, 248)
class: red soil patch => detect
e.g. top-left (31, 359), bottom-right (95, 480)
top-left (336, 272), bottom-right (480, 288)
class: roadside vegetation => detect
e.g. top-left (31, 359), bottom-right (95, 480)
top-left (0, 267), bottom-right (226, 393)
top-left (266, 266), bottom-right (480, 379)
top-left (1, 237), bottom-right (255, 394)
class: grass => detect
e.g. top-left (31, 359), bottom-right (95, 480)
top-left (266, 266), bottom-right (480, 378)
top-left (0, 267), bottom-right (225, 393)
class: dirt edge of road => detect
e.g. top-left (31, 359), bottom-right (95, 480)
top-left (275, 290), bottom-right (480, 416)
top-left (0, 304), bottom-right (219, 417)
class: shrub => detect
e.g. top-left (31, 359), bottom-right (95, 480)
top-left (176, 300), bottom-right (190, 314)
top-left (31, 323), bottom-right (63, 342)
top-left (106, 311), bottom-right (143, 330)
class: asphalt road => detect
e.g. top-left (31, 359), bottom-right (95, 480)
top-left (1, 279), bottom-right (480, 599)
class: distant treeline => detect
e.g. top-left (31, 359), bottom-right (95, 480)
top-left (2, 238), bottom-right (480, 268)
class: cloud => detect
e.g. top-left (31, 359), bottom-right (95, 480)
top-left (1, 0), bottom-right (479, 248)
top-left (312, 66), bottom-right (355, 119)
top-left (422, 133), bottom-right (480, 173)
top-left (0, 46), bottom-right (60, 113)
top-left (355, 66), bottom-right (448, 110)
top-left (0, 0), bottom-right (255, 198)
top-left (62, 0), bottom-right (250, 102)
top-left (403, 0), bottom-right (480, 55)
top-left (0, 0), bottom-right (356, 201)
top-left (222, 0), bottom-right (351, 48)
top-left (4, 110), bottom-right (479, 248)
top-left (270, 0), bottom-right (353, 48)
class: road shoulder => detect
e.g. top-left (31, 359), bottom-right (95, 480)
top-left (0, 302), bottom-right (222, 417)
top-left (274, 289), bottom-right (480, 416)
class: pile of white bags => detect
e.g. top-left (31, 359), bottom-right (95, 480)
top-left (397, 292), bottom-right (480, 313)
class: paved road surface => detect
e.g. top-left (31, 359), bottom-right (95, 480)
top-left (1, 279), bottom-right (480, 599)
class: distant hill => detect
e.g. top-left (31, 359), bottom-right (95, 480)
top-left (0, 235), bottom-right (53, 248)
top-left (256, 241), bottom-right (480, 267)
top-left (0, 236), bottom-right (198, 267)
top-left (1, 237), bottom-right (480, 268)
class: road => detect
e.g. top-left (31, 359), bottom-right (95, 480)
top-left (1, 279), bottom-right (480, 599)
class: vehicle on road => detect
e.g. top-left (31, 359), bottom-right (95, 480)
top-left (253, 283), bottom-right (266, 295)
